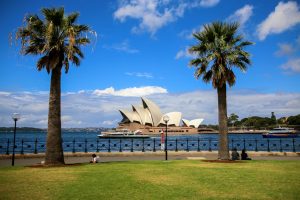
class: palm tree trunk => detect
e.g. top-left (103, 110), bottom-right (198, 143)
top-left (45, 65), bottom-right (64, 165)
top-left (217, 84), bottom-right (230, 160)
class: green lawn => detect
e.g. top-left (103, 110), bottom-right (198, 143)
top-left (0, 160), bottom-right (299, 200)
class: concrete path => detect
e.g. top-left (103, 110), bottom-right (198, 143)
top-left (0, 151), bottom-right (299, 167)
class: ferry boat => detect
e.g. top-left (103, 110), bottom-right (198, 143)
top-left (262, 127), bottom-right (298, 138)
top-left (98, 129), bottom-right (150, 139)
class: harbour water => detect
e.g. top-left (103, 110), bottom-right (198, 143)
top-left (0, 131), bottom-right (299, 154)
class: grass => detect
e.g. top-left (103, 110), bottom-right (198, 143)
top-left (0, 160), bottom-right (300, 200)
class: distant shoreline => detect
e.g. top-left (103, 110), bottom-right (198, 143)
top-left (0, 130), bottom-right (268, 134)
top-left (145, 130), bottom-right (267, 136)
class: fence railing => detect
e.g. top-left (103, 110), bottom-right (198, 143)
top-left (0, 138), bottom-right (299, 155)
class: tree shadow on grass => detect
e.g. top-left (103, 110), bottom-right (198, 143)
top-left (26, 163), bottom-right (85, 168)
top-left (202, 160), bottom-right (247, 163)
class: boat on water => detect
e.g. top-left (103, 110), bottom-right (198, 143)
top-left (98, 129), bottom-right (150, 139)
top-left (262, 127), bottom-right (298, 138)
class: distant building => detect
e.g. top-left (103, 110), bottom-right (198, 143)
top-left (117, 97), bottom-right (208, 134)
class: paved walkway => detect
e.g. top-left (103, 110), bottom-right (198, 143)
top-left (0, 151), bottom-right (299, 167)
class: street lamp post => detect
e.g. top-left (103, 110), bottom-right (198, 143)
top-left (12, 113), bottom-right (20, 166)
top-left (163, 115), bottom-right (170, 161)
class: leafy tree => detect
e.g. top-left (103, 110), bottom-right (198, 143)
top-left (189, 22), bottom-right (253, 160)
top-left (277, 117), bottom-right (287, 125)
top-left (241, 116), bottom-right (275, 129)
top-left (228, 113), bottom-right (239, 127)
top-left (287, 114), bottom-right (300, 125)
top-left (270, 112), bottom-right (277, 125)
top-left (17, 8), bottom-right (91, 165)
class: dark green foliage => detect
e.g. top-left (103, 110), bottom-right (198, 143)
top-left (277, 117), bottom-right (287, 125)
top-left (270, 112), bottom-right (277, 125)
top-left (228, 113), bottom-right (239, 126)
top-left (17, 7), bottom-right (91, 74)
top-left (233, 114), bottom-right (300, 128)
top-left (200, 124), bottom-right (219, 130)
top-left (287, 114), bottom-right (300, 125)
top-left (189, 21), bottom-right (253, 88)
top-left (0, 127), bottom-right (45, 132)
top-left (239, 116), bottom-right (275, 128)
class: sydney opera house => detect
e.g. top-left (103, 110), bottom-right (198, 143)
top-left (117, 97), bottom-right (206, 134)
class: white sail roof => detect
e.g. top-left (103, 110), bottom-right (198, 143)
top-left (119, 97), bottom-right (204, 128)
top-left (131, 109), bottom-right (142, 123)
top-left (119, 109), bottom-right (134, 123)
top-left (182, 119), bottom-right (190, 127)
top-left (141, 97), bottom-right (162, 126)
top-left (159, 112), bottom-right (182, 126)
top-left (182, 118), bottom-right (204, 128)
top-left (132, 105), bottom-right (152, 125)
top-left (189, 119), bottom-right (204, 128)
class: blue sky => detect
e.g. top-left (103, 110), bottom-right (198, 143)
top-left (0, 0), bottom-right (300, 127)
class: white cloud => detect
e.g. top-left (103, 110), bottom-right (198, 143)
top-left (297, 35), bottom-right (300, 45)
top-left (114, 0), bottom-right (175, 34)
top-left (227, 91), bottom-right (300, 118)
top-left (113, 0), bottom-right (219, 35)
top-left (274, 37), bottom-right (300, 74)
top-left (178, 25), bottom-right (204, 40)
top-left (281, 58), bottom-right (300, 73)
top-left (275, 43), bottom-right (295, 57)
top-left (62, 115), bottom-right (82, 126)
top-left (36, 119), bottom-right (48, 126)
top-left (102, 119), bottom-right (119, 126)
top-left (199, 0), bottom-right (220, 7)
top-left (92, 87), bottom-right (115, 96)
top-left (175, 47), bottom-right (196, 60)
top-left (0, 92), bottom-right (11, 96)
top-left (103, 40), bottom-right (139, 53)
top-left (92, 86), bottom-right (168, 97)
top-left (180, 4), bottom-right (253, 41)
top-left (257, 1), bottom-right (300, 40)
top-left (1, 90), bottom-right (300, 129)
top-left (22, 103), bottom-right (48, 113)
top-left (227, 4), bottom-right (253, 27)
top-left (125, 72), bottom-right (153, 78)
top-left (178, 30), bottom-right (192, 39)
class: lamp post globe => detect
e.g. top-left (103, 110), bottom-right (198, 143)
top-left (12, 113), bottom-right (20, 121)
top-left (11, 113), bottom-right (20, 166)
top-left (163, 115), bottom-right (169, 161)
top-left (163, 115), bottom-right (170, 124)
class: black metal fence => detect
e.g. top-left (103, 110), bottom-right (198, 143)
top-left (1, 138), bottom-right (299, 155)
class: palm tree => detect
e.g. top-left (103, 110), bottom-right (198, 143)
top-left (17, 8), bottom-right (91, 165)
top-left (189, 22), bottom-right (253, 160)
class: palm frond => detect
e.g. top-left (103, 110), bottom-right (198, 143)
top-left (75, 38), bottom-right (90, 45)
top-left (42, 7), bottom-right (64, 26)
top-left (17, 7), bottom-right (93, 73)
top-left (189, 58), bottom-right (204, 67)
top-left (226, 69), bottom-right (236, 86)
top-left (238, 41), bottom-right (254, 48)
top-left (71, 55), bottom-right (80, 66)
top-left (37, 56), bottom-right (49, 72)
top-left (73, 46), bottom-right (84, 58)
top-left (189, 21), bottom-right (253, 88)
top-left (74, 25), bottom-right (89, 34)
top-left (201, 70), bottom-right (212, 82)
top-left (64, 58), bottom-right (69, 73)
top-left (66, 12), bottom-right (79, 25)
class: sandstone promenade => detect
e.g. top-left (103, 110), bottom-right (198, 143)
top-left (0, 151), bottom-right (299, 167)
